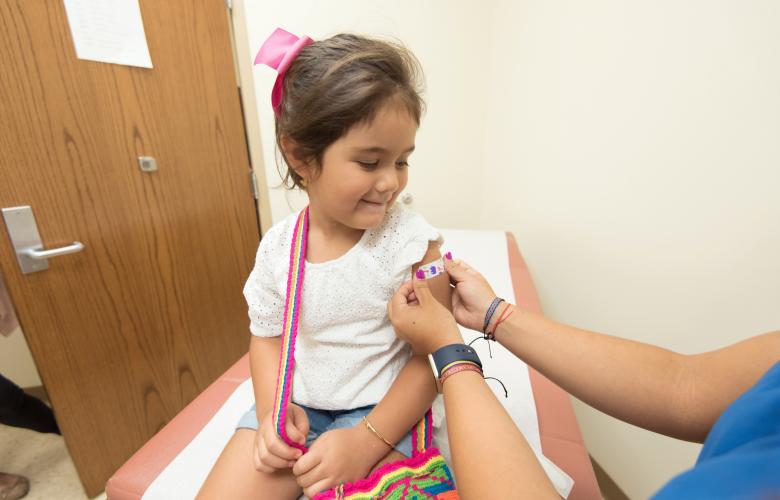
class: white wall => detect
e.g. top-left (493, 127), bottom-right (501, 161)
top-left (1, 327), bottom-right (43, 388)
top-left (242, 2), bottom-right (780, 497)
top-left (241, 0), bottom-right (491, 228)
top-left (482, 1), bottom-right (780, 497)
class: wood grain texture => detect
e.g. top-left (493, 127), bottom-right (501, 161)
top-left (0, 0), bottom-right (259, 495)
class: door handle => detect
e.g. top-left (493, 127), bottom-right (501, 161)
top-left (2, 206), bottom-right (85, 274)
top-left (22, 242), bottom-right (84, 260)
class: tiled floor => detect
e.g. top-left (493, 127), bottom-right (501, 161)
top-left (0, 424), bottom-right (105, 500)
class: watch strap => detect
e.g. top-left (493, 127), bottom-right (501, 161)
top-left (430, 343), bottom-right (482, 379)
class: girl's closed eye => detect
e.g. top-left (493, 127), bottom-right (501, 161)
top-left (396, 160), bottom-right (410, 169)
top-left (356, 160), bottom-right (380, 170)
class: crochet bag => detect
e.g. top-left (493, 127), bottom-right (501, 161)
top-left (272, 207), bottom-right (459, 499)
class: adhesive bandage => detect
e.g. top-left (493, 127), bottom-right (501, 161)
top-left (415, 258), bottom-right (446, 280)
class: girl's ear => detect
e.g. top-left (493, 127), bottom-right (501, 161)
top-left (280, 136), bottom-right (311, 182)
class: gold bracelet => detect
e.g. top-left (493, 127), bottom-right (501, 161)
top-left (362, 416), bottom-right (393, 449)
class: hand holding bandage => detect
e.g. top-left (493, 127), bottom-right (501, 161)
top-left (444, 258), bottom-right (503, 333)
top-left (388, 269), bottom-right (462, 355)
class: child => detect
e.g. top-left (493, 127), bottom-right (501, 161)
top-left (198, 29), bottom-right (450, 499)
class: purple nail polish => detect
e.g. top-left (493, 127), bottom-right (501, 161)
top-left (415, 269), bottom-right (425, 280)
top-left (444, 251), bottom-right (453, 261)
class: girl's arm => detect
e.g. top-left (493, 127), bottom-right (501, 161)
top-left (363, 242), bottom-right (449, 456)
top-left (250, 335), bottom-right (309, 471)
top-left (249, 335), bottom-right (280, 419)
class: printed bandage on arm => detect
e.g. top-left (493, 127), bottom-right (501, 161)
top-left (415, 258), bottom-right (446, 280)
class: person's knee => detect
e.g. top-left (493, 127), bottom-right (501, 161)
top-left (199, 429), bottom-right (301, 500)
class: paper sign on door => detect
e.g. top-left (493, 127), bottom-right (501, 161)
top-left (63, 0), bottom-right (153, 69)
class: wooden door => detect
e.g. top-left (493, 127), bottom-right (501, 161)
top-left (0, 1), bottom-right (259, 495)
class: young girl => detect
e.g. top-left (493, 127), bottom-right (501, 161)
top-left (198, 29), bottom-right (451, 499)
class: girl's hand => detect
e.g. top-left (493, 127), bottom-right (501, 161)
top-left (292, 426), bottom-right (385, 497)
top-left (389, 274), bottom-right (462, 354)
top-left (253, 403), bottom-right (309, 473)
top-left (444, 258), bottom-right (499, 332)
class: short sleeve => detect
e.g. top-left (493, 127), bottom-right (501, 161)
top-left (390, 206), bottom-right (443, 287)
top-left (243, 231), bottom-right (285, 338)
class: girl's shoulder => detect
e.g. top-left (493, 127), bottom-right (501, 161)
top-left (363, 203), bottom-right (442, 283)
top-left (365, 203), bottom-right (441, 252)
top-left (255, 210), bottom-right (301, 260)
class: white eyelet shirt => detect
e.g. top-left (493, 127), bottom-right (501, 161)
top-left (244, 203), bottom-right (442, 410)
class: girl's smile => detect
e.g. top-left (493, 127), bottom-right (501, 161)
top-left (302, 100), bottom-right (417, 234)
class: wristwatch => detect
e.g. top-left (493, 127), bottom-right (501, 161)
top-left (428, 343), bottom-right (482, 380)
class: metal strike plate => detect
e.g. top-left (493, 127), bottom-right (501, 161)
top-left (138, 156), bottom-right (158, 172)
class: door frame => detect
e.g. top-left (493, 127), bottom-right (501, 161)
top-left (227, 0), bottom-right (273, 236)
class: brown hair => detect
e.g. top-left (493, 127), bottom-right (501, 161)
top-left (275, 33), bottom-right (425, 189)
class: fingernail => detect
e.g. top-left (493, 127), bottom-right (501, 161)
top-left (415, 269), bottom-right (425, 280)
top-left (444, 251), bottom-right (453, 261)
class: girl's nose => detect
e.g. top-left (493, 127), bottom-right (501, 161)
top-left (376, 168), bottom-right (399, 193)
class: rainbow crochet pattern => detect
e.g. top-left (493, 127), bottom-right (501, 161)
top-left (310, 399), bottom-right (458, 499)
top-left (314, 448), bottom-right (457, 500)
top-left (313, 447), bottom-right (456, 499)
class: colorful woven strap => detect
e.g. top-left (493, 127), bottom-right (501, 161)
top-left (271, 207), bottom-right (309, 452)
top-left (412, 408), bottom-right (434, 455)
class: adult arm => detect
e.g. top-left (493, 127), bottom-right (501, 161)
top-left (366, 242), bottom-right (451, 450)
top-left (446, 258), bottom-right (780, 442)
top-left (389, 274), bottom-right (558, 499)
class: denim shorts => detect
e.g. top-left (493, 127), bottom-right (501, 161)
top-left (237, 403), bottom-right (413, 457)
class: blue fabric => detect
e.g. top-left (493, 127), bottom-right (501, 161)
top-left (236, 403), bottom-right (414, 457)
top-left (653, 361), bottom-right (780, 499)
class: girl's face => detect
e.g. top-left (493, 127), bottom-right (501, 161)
top-left (305, 101), bottom-right (416, 231)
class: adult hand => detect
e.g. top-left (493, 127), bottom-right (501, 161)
top-left (292, 426), bottom-right (380, 497)
top-left (389, 273), bottom-right (462, 354)
top-left (445, 258), bottom-right (499, 332)
top-left (253, 403), bottom-right (309, 473)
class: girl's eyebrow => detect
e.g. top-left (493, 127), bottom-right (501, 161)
top-left (353, 145), bottom-right (416, 154)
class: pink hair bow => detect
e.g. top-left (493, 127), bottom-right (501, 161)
top-left (254, 28), bottom-right (314, 117)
